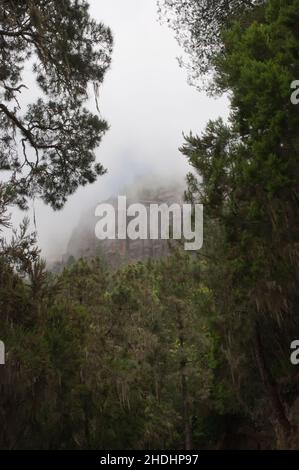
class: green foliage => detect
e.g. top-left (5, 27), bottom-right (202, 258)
top-left (1, 0), bottom-right (299, 451)
top-left (0, 246), bottom-right (225, 449)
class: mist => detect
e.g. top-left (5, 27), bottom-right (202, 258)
top-left (8, 0), bottom-right (229, 263)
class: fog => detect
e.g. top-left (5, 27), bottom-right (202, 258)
top-left (9, 0), bottom-right (229, 262)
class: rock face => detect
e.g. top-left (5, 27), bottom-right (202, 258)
top-left (63, 179), bottom-right (185, 268)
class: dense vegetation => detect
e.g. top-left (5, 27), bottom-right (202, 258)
top-left (0, 0), bottom-right (299, 450)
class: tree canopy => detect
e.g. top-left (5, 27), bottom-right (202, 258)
top-left (0, 0), bottom-right (113, 209)
top-left (158, 0), bottom-right (264, 88)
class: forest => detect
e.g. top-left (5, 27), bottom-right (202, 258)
top-left (0, 0), bottom-right (299, 450)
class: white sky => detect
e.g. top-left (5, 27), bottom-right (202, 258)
top-left (9, 0), bottom-right (229, 261)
